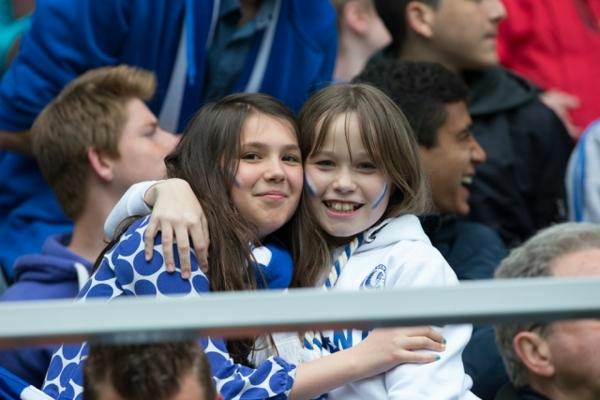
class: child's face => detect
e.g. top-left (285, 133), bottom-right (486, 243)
top-left (304, 113), bottom-right (391, 239)
top-left (231, 113), bottom-right (303, 238)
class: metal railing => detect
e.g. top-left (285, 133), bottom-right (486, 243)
top-left (1, 277), bottom-right (599, 349)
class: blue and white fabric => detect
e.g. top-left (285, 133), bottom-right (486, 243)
top-left (567, 118), bottom-right (600, 222)
top-left (303, 234), bottom-right (364, 352)
top-left (0, 366), bottom-right (52, 400)
top-left (42, 216), bottom-right (296, 400)
top-left (323, 234), bottom-right (365, 289)
top-left (319, 217), bottom-right (476, 399)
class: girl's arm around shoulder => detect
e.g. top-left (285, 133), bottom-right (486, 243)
top-left (106, 179), bottom-right (210, 277)
top-left (104, 181), bottom-right (156, 239)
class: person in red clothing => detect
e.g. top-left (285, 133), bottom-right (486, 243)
top-left (497, 0), bottom-right (600, 138)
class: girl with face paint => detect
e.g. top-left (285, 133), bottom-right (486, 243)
top-left (44, 93), bottom-right (447, 400)
top-left (289, 83), bottom-right (477, 399)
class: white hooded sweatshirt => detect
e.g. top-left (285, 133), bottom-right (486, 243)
top-left (323, 215), bottom-right (478, 400)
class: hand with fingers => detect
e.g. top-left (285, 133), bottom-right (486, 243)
top-left (143, 178), bottom-right (210, 278)
top-left (540, 89), bottom-right (581, 138)
top-left (355, 326), bottom-right (446, 374)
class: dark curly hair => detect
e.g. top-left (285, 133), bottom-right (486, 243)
top-left (354, 59), bottom-right (468, 148)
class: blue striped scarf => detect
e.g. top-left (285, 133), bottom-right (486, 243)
top-left (303, 234), bottom-right (365, 351)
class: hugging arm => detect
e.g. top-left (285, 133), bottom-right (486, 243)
top-left (105, 179), bottom-right (210, 274)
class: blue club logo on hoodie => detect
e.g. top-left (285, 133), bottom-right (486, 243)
top-left (361, 264), bottom-right (387, 289)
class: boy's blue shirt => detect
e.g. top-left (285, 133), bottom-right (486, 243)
top-left (0, 235), bottom-right (93, 389)
top-left (0, 0), bottom-right (336, 277)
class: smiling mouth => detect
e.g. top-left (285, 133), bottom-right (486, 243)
top-left (257, 191), bottom-right (288, 198)
top-left (323, 201), bottom-right (363, 213)
top-left (461, 176), bottom-right (473, 188)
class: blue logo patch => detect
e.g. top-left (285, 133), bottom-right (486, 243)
top-left (361, 264), bottom-right (387, 289)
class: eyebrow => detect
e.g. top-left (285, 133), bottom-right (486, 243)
top-left (310, 150), bottom-right (371, 159)
top-left (242, 142), bottom-right (300, 151)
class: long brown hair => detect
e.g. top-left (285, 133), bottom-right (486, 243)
top-left (291, 83), bottom-right (429, 288)
top-left (165, 93), bottom-right (298, 364)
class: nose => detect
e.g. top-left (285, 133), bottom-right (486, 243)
top-left (332, 167), bottom-right (357, 193)
top-left (263, 157), bottom-right (286, 182)
top-left (470, 137), bottom-right (486, 165)
top-left (486, 0), bottom-right (507, 23)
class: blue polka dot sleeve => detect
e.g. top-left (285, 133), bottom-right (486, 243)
top-left (42, 216), bottom-right (296, 400)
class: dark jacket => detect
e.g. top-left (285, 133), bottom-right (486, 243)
top-left (0, 235), bottom-right (92, 388)
top-left (465, 68), bottom-right (573, 248)
top-left (423, 215), bottom-right (509, 399)
top-left (424, 215), bottom-right (507, 281)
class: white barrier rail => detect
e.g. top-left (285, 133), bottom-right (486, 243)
top-left (1, 277), bottom-right (599, 349)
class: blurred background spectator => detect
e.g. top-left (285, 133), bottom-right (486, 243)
top-left (566, 118), bottom-right (600, 223)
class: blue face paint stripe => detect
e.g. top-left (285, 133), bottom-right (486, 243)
top-left (371, 183), bottom-right (388, 209)
top-left (305, 174), bottom-right (317, 196)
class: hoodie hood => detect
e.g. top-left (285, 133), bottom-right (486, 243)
top-left (465, 67), bottom-right (540, 116)
top-left (355, 215), bottom-right (430, 254)
top-left (12, 235), bottom-right (93, 284)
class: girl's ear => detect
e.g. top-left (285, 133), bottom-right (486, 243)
top-left (513, 330), bottom-right (555, 378)
top-left (88, 147), bottom-right (115, 182)
top-left (405, 1), bottom-right (436, 39)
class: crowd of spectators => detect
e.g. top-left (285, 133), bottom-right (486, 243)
top-left (0, 1), bottom-right (598, 399)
